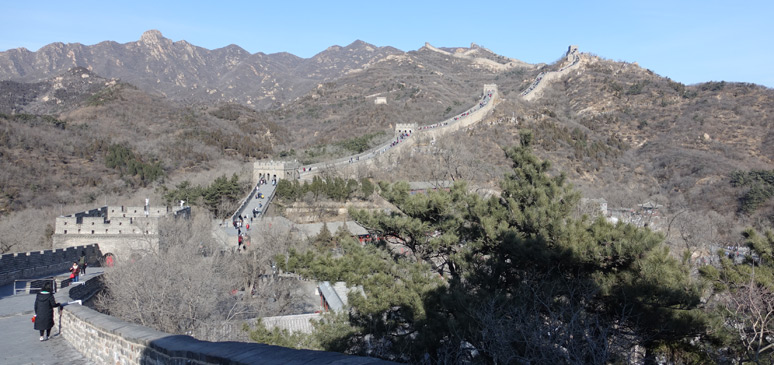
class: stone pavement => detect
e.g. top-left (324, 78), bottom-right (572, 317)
top-left (0, 269), bottom-right (102, 365)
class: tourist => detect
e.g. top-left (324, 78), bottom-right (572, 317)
top-left (79, 251), bottom-right (87, 275)
top-left (33, 281), bottom-right (60, 341)
top-left (69, 262), bottom-right (79, 283)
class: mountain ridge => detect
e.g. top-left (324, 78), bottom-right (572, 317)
top-left (0, 30), bottom-right (528, 109)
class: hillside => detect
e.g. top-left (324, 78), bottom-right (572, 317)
top-left (0, 68), bottom-right (286, 218)
top-left (0, 33), bottom-right (772, 254)
top-left (373, 53), bottom-right (774, 247)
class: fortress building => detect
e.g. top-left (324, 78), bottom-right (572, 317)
top-left (53, 200), bottom-right (190, 261)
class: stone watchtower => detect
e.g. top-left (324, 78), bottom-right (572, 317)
top-left (395, 123), bottom-right (416, 135)
top-left (567, 45), bottom-right (579, 61)
top-left (253, 160), bottom-right (300, 184)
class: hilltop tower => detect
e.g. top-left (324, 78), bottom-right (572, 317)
top-left (567, 45), bottom-right (579, 61)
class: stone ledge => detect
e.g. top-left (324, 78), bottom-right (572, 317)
top-left (61, 280), bottom-right (394, 364)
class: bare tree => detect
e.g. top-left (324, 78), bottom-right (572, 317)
top-left (718, 266), bottom-right (774, 364)
top-left (95, 209), bottom-right (308, 336)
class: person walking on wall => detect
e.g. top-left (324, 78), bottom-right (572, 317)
top-left (34, 281), bottom-right (60, 341)
top-left (79, 251), bottom-right (86, 275)
top-left (69, 262), bottom-right (79, 283)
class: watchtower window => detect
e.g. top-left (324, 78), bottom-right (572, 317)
top-left (63, 230), bottom-right (67, 234)
top-left (63, 222), bottom-right (67, 225)
top-left (91, 230), bottom-right (94, 234)
top-left (91, 222), bottom-right (95, 225)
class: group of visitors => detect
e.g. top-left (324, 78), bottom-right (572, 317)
top-left (419, 121), bottom-right (449, 130)
top-left (257, 176), bottom-right (276, 186)
top-left (521, 73), bottom-right (545, 96)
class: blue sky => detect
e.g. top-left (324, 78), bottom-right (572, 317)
top-left (1, 0), bottom-right (772, 87)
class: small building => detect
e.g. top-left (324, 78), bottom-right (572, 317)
top-left (374, 97), bottom-right (387, 105)
top-left (317, 281), bottom-right (364, 313)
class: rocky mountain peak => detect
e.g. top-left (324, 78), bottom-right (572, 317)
top-left (139, 30), bottom-right (167, 45)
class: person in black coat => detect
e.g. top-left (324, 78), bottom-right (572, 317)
top-left (34, 281), bottom-right (60, 341)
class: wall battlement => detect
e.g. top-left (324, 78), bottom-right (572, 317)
top-left (55, 216), bottom-right (157, 235)
top-left (0, 244), bottom-right (100, 286)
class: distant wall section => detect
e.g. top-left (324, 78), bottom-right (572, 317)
top-left (0, 244), bottom-right (100, 287)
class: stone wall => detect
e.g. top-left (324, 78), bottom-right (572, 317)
top-left (60, 277), bottom-right (392, 364)
top-left (52, 234), bottom-right (157, 261)
top-left (521, 47), bottom-right (582, 102)
top-left (297, 84), bottom-right (498, 181)
top-left (0, 244), bottom-right (100, 286)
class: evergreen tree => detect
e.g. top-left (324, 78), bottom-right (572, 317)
top-left (360, 178), bottom-right (374, 199)
top-left (313, 223), bottom-right (334, 250)
top-left (278, 131), bottom-right (707, 362)
top-left (700, 228), bottom-right (774, 364)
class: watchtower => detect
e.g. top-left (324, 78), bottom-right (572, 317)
top-left (395, 123), bottom-right (416, 135)
top-left (253, 160), bottom-right (300, 184)
top-left (567, 45), bottom-right (579, 61)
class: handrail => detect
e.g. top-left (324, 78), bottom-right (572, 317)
top-left (13, 277), bottom-right (58, 295)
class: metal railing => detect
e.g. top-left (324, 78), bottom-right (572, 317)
top-left (13, 277), bottom-right (58, 295)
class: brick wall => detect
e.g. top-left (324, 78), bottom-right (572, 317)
top-left (0, 245), bottom-right (100, 286)
top-left (60, 277), bottom-right (392, 364)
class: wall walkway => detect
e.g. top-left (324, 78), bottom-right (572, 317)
top-left (521, 47), bottom-right (581, 101)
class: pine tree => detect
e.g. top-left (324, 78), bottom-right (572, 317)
top-left (279, 132), bottom-right (707, 362)
top-left (700, 228), bottom-right (774, 364)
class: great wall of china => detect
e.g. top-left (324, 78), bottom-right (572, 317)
top-left (2, 46), bottom-right (584, 364)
